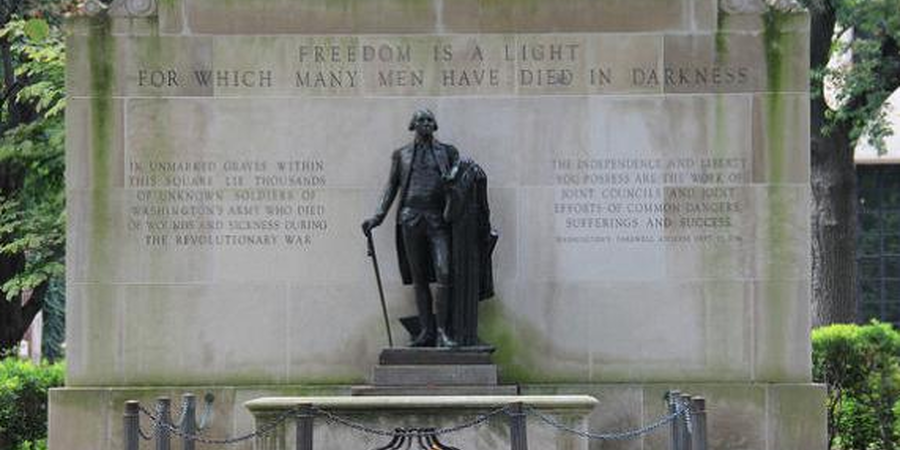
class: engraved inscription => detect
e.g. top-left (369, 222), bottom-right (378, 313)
top-left (127, 158), bottom-right (328, 249)
top-left (129, 35), bottom-right (756, 96)
top-left (552, 156), bottom-right (750, 245)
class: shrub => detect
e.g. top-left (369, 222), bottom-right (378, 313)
top-left (16, 439), bottom-right (47, 450)
top-left (813, 322), bottom-right (900, 450)
top-left (0, 358), bottom-right (64, 450)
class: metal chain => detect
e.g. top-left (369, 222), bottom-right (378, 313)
top-left (138, 404), bottom-right (296, 445)
top-left (524, 399), bottom-right (691, 441)
top-left (430, 405), bottom-right (510, 436)
top-left (137, 425), bottom-right (153, 441)
top-left (312, 405), bottom-right (510, 438)
top-left (135, 396), bottom-right (694, 445)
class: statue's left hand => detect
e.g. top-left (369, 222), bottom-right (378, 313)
top-left (443, 168), bottom-right (458, 186)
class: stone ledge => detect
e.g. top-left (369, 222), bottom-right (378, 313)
top-left (244, 395), bottom-right (599, 412)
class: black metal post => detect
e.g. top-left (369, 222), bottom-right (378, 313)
top-left (296, 405), bottom-right (314, 450)
top-left (691, 397), bottom-right (707, 450)
top-left (509, 402), bottom-right (528, 450)
top-left (155, 397), bottom-right (171, 450)
top-left (680, 393), bottom-right (693, 450)
top-left (123, 401), bottom-right (140, 450)
top-left (668, 390), bottom-right (683, 450)
top-left (182, 394), bottom-right (197, 450)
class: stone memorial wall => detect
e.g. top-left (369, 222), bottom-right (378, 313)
top-left (52, 1), bottom-right (825, 449)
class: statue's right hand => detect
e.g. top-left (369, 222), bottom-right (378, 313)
top-left (361, 217), bottom-right (381, 236)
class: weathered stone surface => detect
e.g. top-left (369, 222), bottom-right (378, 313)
top-left (752, 93), bottom-right (811, 183)
top-left (441, 0), bottom-right (701, 33)
top-left (66, 34), bottom-right (214, 98)
top-left (501, 281), bottom-right (752, 383)
top-left (187, 0), bottom-right (439, 35)
top-left (663, 30), bottom-right (809, 93)
top-left (67, 283), bottom-right (291, 386)
top-left (753, 280), bottom-right (813, 382)
top-left (179, 0), bottom-right (711, 35)
top-left (48, 389), bottom-right (111, 450)
top-left (65, 98), bottom-right (126, 190)
top-left (767, 384), bottom-right (828, 450)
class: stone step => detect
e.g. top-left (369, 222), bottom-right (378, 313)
top-left (351, 385), bottom-right (519, 396)
top-left (372, 364), bottom-right (498, 386)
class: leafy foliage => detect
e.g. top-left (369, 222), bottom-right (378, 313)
top-left (811, 0), bottom-right (900, 152)
top-left (0, 15), bottom-right (65, 302)
top-left (813, 322), bottom-right (900, 449)
top-left (0, 358), bottom-right (64, 450)
top-left (16, 439), bottom-right (47, 450)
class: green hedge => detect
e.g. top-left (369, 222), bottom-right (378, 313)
top-left (813, 322), bottom-right (900, 450)
top-left (0, 358), bottom-right (63, 450)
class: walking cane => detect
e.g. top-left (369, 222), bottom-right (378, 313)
top-left (366, 230), bottom-right (394, 347)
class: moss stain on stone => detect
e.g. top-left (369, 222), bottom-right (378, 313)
top-left (760, 7), bottom-right (797, 380)
top-left (479, 300), bottom-right (586, 383)
top-left (715, 10), bottom-right (730, 60)
top-left (698, 12), bottom-right (734, 284)
top-left (762, 8), bottom-right (790, 183)
top-left (478, 300), bottom-right (535, 381)
top-left (87, 14), bottom-right (116, 292)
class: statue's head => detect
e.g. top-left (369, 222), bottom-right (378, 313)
top-left (408, 109), bottom-right (438, 136)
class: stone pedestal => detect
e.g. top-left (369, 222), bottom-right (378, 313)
top-left (353, 347), bottom-right (518, 396)
top-left (245, 395), bottom-right (598, 450)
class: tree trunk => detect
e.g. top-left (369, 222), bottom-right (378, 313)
top-left (0, 34), bottom-right (19, 133)
top-left (811, 119), bottom-right (857, 326)
top-left (808, 1), bottom-right (858, 327)
top-left (0, 284), bottom-right (47, 356)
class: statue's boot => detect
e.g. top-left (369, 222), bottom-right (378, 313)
top-left (410, 285), bottom-right (435, 347)
top-left (434, 284), bottom-right (459, 348)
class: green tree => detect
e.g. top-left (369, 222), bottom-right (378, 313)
top-left (805, 0), bottom-right (900, 326)
top-left (0, 0), bottom-right (73, 355)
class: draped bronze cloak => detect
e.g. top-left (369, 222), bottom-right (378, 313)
top-left (443, 158), bottom-right (497, 346)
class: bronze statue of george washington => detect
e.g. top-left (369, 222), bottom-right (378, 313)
top-left (362, 109), bottom-right (496, 348)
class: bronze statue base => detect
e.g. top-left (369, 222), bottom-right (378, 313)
top-left (379, 346), bottom-right (495, 365)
